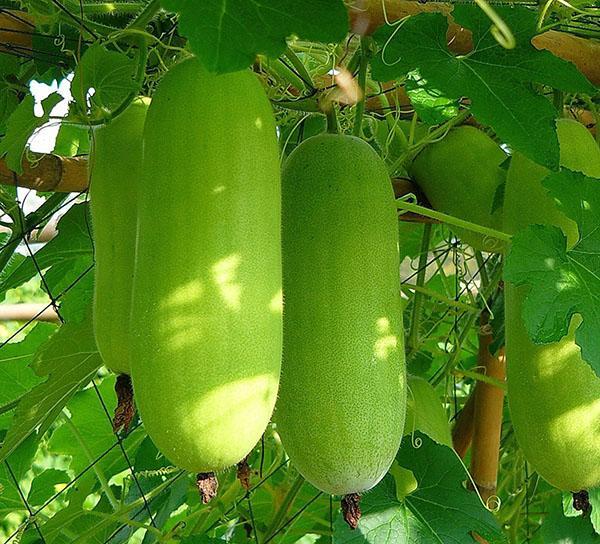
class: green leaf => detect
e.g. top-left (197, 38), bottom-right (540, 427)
top-left (71, 43), bottom-right (139, 117)
top-left (371, 6), bottom-right (596, 169)
top-left (53, 122), bottom-right (91, 156)
top-left (0, 323), bottom-right (55, 424)
top-left (405, 375), bottom-right (452, 447)
top-left (504, 168), bottom-right (600, 376)
top-left (161, 0), bottom-right (348, 73)
top-left (542, 495), bottom-right (600, 543)
top-left (0, 203), bottom-right (94, 301)
top-left (0, 92), bottom-right (62, 174)
top-left (0, 311), bottom-right (102, 463)
top-left (27, 468), bottom-right (70, 506)
top-left (0, 433), bottom-right (38, 517)
top-left (404, 76), bottom-right (459, 125)
top-left (334, 434), bottom-right (506, 543)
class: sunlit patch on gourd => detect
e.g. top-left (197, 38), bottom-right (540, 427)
top-left (269, 289), bottom-right (283, 314)
top-left (212, 184), bottom-right (226, 194)
top-left (373, 316), bottom-right (397, 362)
top-left (254, 117), bottom-right (263, 130)
top-left (211, 254), bottom-right (242, 310)
top-left (159, 280), bottom-right (205, 350)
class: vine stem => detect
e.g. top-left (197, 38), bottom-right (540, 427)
top-left (407, 223), bottom-right (432, 354)
top-left (264, 473), bottom-right (305, 540)
top-left (389, 109), bottom-right (470, 174)
top-left (432, 263), bottom-right (503, 387)
top-left (62, 411), bottom-right (120, 511)
top-left (396, 200), bottom-right (511, 243)
top-left (401, 283), bottom-right (479, 313)
top-left (126, 0), bottom-right (162, 31)
top-left (285, 45), bottom-right (315, 89)
top-left (352, 37), bottom-right (370, 137)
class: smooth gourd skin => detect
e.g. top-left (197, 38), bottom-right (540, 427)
top-left (409, 126), bottom-right (507, 252)
top-left (130, 58), bottom-right (282, 473)
top-left (90, 97), bottom-right (149, 375)
top-left (504, 119), bottom-right (600, 491)
top-left (276, 133), bottom-right (406, 496)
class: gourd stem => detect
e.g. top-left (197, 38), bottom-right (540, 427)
top-left (285, 46), bottom-right (315, 90)
top-left (396, 200), bottom-right (511, 243)
top-left (326, 106), bottom-right (338, 134)
top-left (352, 37), bottom-right (370, 137)
top-left (264, 473), bottom-right (305, 540)
top-left (407, 223), bottom-right (432, 354)
top-left (401, 283), bottom-right (479, 313)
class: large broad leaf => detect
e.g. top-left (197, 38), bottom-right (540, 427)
top-left (371, 6), bottom-right (596, 169)
top-left (0, 311), bottom-right (102, 462)
top-left (162, 0), bottom-right (349, 73)
top-left (0, 323), bottom-right (56, 426)
top-left (334, 434), bottom-right (506, 543)
top-left (504, 168), bottom-right (600, 377)
top-left (0, 203), bottom-right (94, 306)
top-left (0, 92), bottom-right (62, 174)
top-left (71, 43), bottom-right (140, 118)
top-left (540, 495), bottom-right (600, 543)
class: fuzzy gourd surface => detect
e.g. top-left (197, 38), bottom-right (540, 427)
top-left (409, 126), bottom-right (507, 252)
top-left (504, 119), bottom-right (600, 491)
top-left (130, 58), bottom-right (282, 473)
top-left (90, 97), bottom-right (149, 375)
top-left (276, 133), bottom-right (406, 496)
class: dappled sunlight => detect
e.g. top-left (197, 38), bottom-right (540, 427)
top-left (373, 316), bottom-right (398, 362)
top-left (159, 373), bottom-right (279, 470)
top-left (212, 184), bottom-right (226, 194)
top-left (254, 116), bottom-right (263, 130)
top-left (158, 279), bottom-right (205, 351)
top-left (269, 289), bottom-right (283, 314)
top-left (553, 396), bottom-right (600, 443)
top-left (211, 254), bottom-right (242, 311)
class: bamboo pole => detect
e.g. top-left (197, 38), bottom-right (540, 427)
top-left (469, 311), bottom-right (506, 505)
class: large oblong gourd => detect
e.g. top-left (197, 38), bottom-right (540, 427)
top-left (276, 133), bottom-right (406, 496)
top-left (90, 97), bottom-right (149, 375)
top-left (130, 58), bottom-right (282, 473)
top-left (409, 126), bottom-right (507, 252)
top-left (504, 119), bottom-right (600, 491)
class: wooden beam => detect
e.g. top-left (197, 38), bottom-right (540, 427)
top-left (0, 303), bottom-right (60, 323)
top-left (0, 153), bottom-right (88, 193)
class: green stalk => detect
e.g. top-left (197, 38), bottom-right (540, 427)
top-left (452, 367), bottom-right (507, 390)
top-left (407, 223), bottom-right (432, 353)
top-left (285, 46), bottom-right (314, 89)
top-left (62, 411), bottom-right (119, 511)
top-left (432, 263), bottom-right (503, 386)
top-left (401, 283), bottom-right (479, 314)
top-left (326, 106), bottom-right (338, 134)
top-left (126, 0), bottom-right (162, 31)
top-left (352, 37), bottom-right (370, 137)
top-left (264, 473), bottom-right (305, 541)
top-left (389, 109), bottom-right (470, 174)
top-left (396, 201), bottom-right (511, 244)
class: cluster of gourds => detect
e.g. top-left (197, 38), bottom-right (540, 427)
top-left (90, 57), bottom-right (405, 501)
top-left (411, 119), bottom-right (600, 492)
top-left (90, 55), bottom-right (600, 504)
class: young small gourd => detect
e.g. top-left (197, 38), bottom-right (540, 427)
top-left (130, 58), bottom-right (282, 475)
top-left (276, 133), bottom-right (406, 496)
top-left (90, 97), bottom-right (149, 375)
top-left (409, 126), bottom-right (507, 252)
top-left (504, 119), bottom-right (600, 491)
